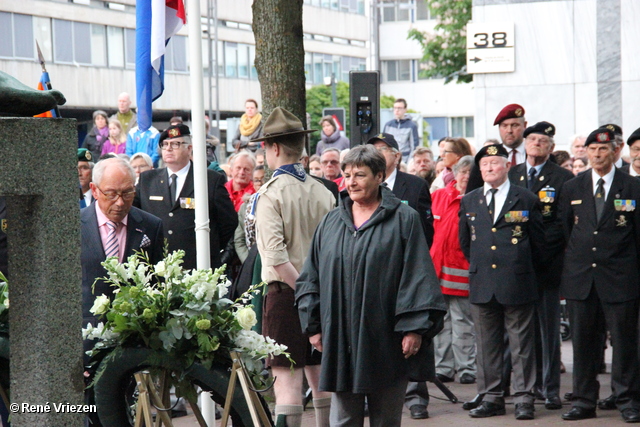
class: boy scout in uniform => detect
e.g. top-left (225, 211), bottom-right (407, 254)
top-left (253, 107), bottom-right (335, 427)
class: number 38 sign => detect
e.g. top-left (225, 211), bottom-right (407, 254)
top-left (466, 22), bottom-right (515, 74)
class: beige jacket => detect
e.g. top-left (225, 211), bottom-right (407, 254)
top-left (255, 173), bottom-right (335, 284)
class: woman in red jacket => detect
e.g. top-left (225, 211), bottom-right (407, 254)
top-left (430, 155), bottom-right (477, 385)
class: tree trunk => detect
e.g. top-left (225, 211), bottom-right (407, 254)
top-left (252, 0), bottom-right (306, 123)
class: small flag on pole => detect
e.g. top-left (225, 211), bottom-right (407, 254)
top-left (34, 41), bottom-right (60, 118)
top-left (136, 0), bottom-right (186, 132)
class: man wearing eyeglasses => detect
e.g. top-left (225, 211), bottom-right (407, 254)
top-left (81, 157), bottom-right (164, 356)
top-left (134, 124), bottom-right (237, 271)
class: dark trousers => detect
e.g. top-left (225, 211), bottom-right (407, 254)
top-left (534, 285), bottom-right (561, 398)
top-left (471, 299), bottom-right (536, 405)
top-left (568, 286), bottom-right (640, 411)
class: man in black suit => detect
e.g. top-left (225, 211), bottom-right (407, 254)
top-left (134, 124), bottom-right (237, 271)
top-left (508, 122), bottom-right (574, 410)
top-left (459, 144), bottom-right (544, 420)
top-left (559, 128), bottom-right (640, 423)
top-left (81, 158), bottom-right (164, 354)
top-left (367, 133), bottom-right (434, 246)
top-left (367, 133), bottom-right (435, 419)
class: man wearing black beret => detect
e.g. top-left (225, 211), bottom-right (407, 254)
top-left (134, 124), bottom-right (237, 271)
top-left (558, 128), bottom-right (640, 422)
top-left (508, 122), bottom-right (574, 410)
top-left (459, 144), bottom-right (544, 420)
top-left (620, 127), bottom-right (640, 177)
top-left (600, 123), bottom-right (628, 169)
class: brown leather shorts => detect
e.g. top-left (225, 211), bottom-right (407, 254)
top-left (262, 282), bottom-right (321, 368)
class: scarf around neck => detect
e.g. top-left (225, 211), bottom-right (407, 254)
top-left (321, 128), bottom-right (342, 144)
top-left (239, 113), bottom-right (262, 136)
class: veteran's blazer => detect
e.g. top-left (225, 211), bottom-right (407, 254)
top-left (509, 161), bottom-right (575, 289)
top-left (459, 184), bottom-right (544, 305)
top-left (134, 162), bottom-right (237, 271)
top-left (559, 169), bottom-right (640, 303)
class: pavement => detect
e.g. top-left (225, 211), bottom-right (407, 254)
top-left (173, 339), bottom-right (633, 426)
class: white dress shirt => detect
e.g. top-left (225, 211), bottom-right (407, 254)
top-left (167, 162), bottom-right (191, 202)
top-left (591, 167), bottom-right (615, 200)
top-left (507, 144), bottom-right (526, 165)
top-left (484, 178), bottom-right (511, 223)
top-left (384, 168), bottom-right (398, 191)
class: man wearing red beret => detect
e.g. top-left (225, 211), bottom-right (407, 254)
top-left (494, 104), bottom-right (528, 166)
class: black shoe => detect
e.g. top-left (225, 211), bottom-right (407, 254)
top-left (436, 373), bottom-right (454, 383)
top-left (598, 394), bottom-right (617, 410)
top-left (622, 408), bottom-right (640, 423)
top-left (462, 393), bottom-right (484, 410)
top-left (515, 402), bottom-right (535, 420)
top-left (460, 373), bottom-right (476, 384)
top-left (409, 404), bottom-right (429, 419)
top-left (564, 392), bottom-right (573, 401)
top-left (562, 406), bottom-right (597, 420)
top-left (545, 395), bottom-right (563, 410)
top-left (469, 401), bottom-right (506, 418)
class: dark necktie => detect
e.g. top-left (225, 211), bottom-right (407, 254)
top-left (595, 178), bottom-right (605, 221)
top-left (488, 188), bottom-right (498, 220)
top-left (528, 168), bottom-right (537, 190)
top-left (169, 173), bottom-right (178, 204)
top-left (510, 149), bottom-right (518, 165)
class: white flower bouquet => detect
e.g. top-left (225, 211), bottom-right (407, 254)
top-left (83, 250), bottom-right (290, 389)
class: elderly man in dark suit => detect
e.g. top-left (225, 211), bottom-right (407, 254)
top-left (508, 122), bottom-right (574, 410)
top-left (559, 127), bottom-right (640, 423)
top-left (134, 124), bottom-right (237, 271)
top-left (366, 133), bottom-right (435, 420)
top-left (459, 144), bottom-right (544, 420)
top-left (81, 157), bottom-right (164, 356)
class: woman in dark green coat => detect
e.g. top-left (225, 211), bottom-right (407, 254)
top-left (296, 145), bottom-right (446, 426)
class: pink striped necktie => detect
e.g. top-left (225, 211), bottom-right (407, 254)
top-left (105, 221), bottom-right (120, 260)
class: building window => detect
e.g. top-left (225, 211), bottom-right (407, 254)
top-left (107, 26), bottom-right (125, 68)
top-left (383, 59), bottom-right (411, 82)
top-left (91, 24), bottom-right (107, 67)
top-left (416, 0), bottom-right (432, 20)
top-left (33, 17), bottom-right (53, 62)
top-left (0, 12), bottom-right (35, 59)
top-left (125, 28), bottom-right (136, 68)
top-left (164, 35), bottom-right (187, 72)
top-left (380, 0), bottom-right (411, 22)
top-left (450, 117), bottom-right (474, 138)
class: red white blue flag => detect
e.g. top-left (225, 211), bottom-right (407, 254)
top-left (136, 0), bottom-right (186, 131)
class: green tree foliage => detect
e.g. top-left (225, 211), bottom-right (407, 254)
top-left (408, 0), bottom-right (472, 84)
top-left (306, 82), bottom-right (396, 153)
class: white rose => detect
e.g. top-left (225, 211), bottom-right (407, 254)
top-left (90, 294), bottom-right (110, 315)
top-left (236, 307), bottom-right (257, 331)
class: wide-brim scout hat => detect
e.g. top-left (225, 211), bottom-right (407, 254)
top-left (250, 107), bottom-right (316, 142)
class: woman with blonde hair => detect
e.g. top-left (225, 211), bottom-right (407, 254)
top-left (101, 118), bottom-right (127, 156)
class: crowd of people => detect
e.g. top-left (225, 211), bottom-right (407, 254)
top-left (1, 92), bottom-right (638, 427)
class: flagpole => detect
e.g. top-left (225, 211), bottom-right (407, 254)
top-left (186, 0), bottom-right (216, 423)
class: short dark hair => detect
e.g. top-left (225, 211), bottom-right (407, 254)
top-left (394, 98), bottom-right (407, 108)
top-left (265, 133), bottom-right (305, 158)
top-left (341, 145), bottom-right (387, 180)
top-left (552, 150), bottom-right (571, 165)
top-left (245, 99), bottom-right (259, 109)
